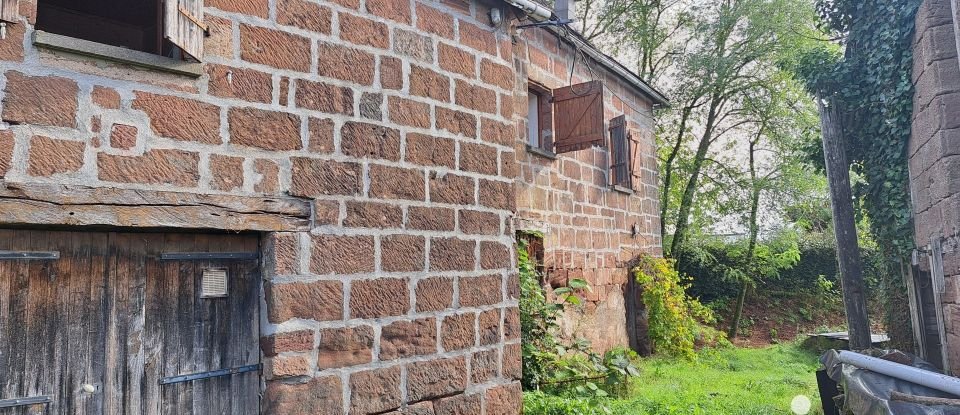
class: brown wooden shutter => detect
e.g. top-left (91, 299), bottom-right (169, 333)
top-left (165, 0), bottom-right (206, 61)
top-left (552, 80), bottom-right (605, 153)
top-left (0, 0), bottom-right (18, 23)
top-left (609, 115), bottom-right (631, 188)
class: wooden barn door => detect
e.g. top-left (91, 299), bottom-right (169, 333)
top-left (144, 233), bottom-right (260, 415)
top-left (0, 230), bottom-right (260, 415)
top-left (0, 230), bottom-right (110, 415)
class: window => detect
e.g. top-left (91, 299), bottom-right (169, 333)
top-left (37, 0), bottom-right (164, 54)
top-left (526, 80), bottom-right (607, 156)
top-left (527, 83), bottom-right (554, 154)
top-left (609, 115), bottom-right (633, 190)
top-left (33, 0), bottom-right (206, 64)
top-left (527, 91), bottom-right (540, 147)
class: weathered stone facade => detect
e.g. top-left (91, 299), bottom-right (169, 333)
top-left (0, 0), bottom-right (523, 413)
top-left (910, 0), bottom-right (960, 375)
top-left (511, 28), bottom-right (662, 351)
top-left (0, 0), bottom-right (662, 411)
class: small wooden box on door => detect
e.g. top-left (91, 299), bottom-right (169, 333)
top-left (0, 229), bottom-right (261, 414)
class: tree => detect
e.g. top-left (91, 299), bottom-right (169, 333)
top-left (725, 78), bottom-right (821, 337)
top-left (659, 0), bottom-right (813, 267)
top-left (578, 0), bottom-right (692, 84)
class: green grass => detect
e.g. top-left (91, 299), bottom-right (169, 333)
top-left (524, 343), bottom-right (824, 415)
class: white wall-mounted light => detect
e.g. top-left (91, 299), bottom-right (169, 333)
top-left (490, 8), bottom-right (503, 26)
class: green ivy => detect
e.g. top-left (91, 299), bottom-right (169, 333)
top-left (795, 0), bottom-right (921, 257)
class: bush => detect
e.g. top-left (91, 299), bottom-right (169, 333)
top-left (682, 231), bottom-right (886, 305)
top-left (523, 391), bottom-right (610, 415)
top-left (634, 256), bottom-right (725, 359)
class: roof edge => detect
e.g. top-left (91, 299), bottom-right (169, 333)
top-left (544, 25), bottom-right (670, 107)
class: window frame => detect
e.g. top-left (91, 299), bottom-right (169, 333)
top-left (30, 0), bottom-right (204, 77)
top-left (526, 82), bottom-right (557, 159)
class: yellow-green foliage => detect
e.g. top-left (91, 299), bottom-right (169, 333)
top-left (634, 256), bottom-right (723, 359)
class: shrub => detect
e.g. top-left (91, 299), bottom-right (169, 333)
top-left (634, 256), bottom-right (725, 359)
top-left (523, 391), bottom-right (611, 415)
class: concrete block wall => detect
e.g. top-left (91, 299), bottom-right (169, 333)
top-left (511, 27), bottom-right (661, 351)
top-left (911, 0), bottom-right (960, 375)
top-left (0, 0), bottom-right (523, 413)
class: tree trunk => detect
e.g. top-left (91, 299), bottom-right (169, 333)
top-left (669, 99), bottom-right (720, 265)
top-left (660, 106), bottom-right (693, 245)
top-left (729, 283), bottom-right (749, 338)
top-left (817, 95), bottom-right (872, 350)
top-left (729, 136), bottom-right (762, 339)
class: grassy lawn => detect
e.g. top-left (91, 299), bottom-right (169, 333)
top-left (525, 343), bottom-right (824, 415)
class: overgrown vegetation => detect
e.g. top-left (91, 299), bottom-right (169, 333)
top-left (524, 343), bottom-right (824, 415)
top-left (634, 256), bottom-right (724, 358)
top-left (519, 236), bottom-right (639, 403)
top-left (790, 0), bottom-right (922, 348)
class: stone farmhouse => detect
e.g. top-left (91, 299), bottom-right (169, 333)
top-left (0, 0), bottom-right (664, 413)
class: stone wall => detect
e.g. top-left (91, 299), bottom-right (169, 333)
top-left (511, 27), bottom-right (661, 351)
top-left (910, 0), bottom-right (960, 375)
top-left (0, 0), bottom-right (522, 413)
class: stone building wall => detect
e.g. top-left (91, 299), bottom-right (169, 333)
top-left (0, 0), bottom-right (523, 413)
top-left (511, 27), bottom-right (662, 351)
top-left (910, 0), bottom-right (960, 374)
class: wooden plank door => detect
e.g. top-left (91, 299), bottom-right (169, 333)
top-left (0, 230), bottom-right (260, 415)
top-left (0, 230), bottom-right (110, 415)
top-left (142, 233), bottom-right (260, 415)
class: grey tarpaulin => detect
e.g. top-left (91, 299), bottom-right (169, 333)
top-left (820, 350), bottom-right (960, 415)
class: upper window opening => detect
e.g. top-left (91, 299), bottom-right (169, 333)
top-left (527, 91), bottom-right (540, 148)
top-left (36, 0), bottom-right (165, 55)
top-left (35, 0), bottom-right (206, 62)
top-left (527, 83), bottom-right (554, 153)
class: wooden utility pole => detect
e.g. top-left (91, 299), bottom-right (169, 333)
top-left (817, 95), bottom-right (872, 350)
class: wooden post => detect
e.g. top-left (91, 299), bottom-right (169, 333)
top-left (817, 95), bottom-right (872, 350)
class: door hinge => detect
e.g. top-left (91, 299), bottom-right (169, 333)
top-left (160, 252), bottom-right (258, 261)
top-left (0, 250), bottom-right (59, 260)
top-left (159, 364), bottom-right (260, 385)
top-left (0, 395), bottom-right (52, 408)
top-left (178, 5), bottom-right (209, 35)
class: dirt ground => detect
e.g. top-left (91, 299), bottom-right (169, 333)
top-left (721, 291), bottom-right (850, 348)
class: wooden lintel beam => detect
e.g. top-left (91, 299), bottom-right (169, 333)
top-left (0, 182), bottom-right (312, 232)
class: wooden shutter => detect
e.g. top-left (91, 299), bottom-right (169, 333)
top-left (165, 0), bottom-right (206, 61)
top-left (552, 80), bottom-right (605, 153)
top-left (0, 0), bottom-right (18, 23)
top-left (609, 115), bottom-right (632, 188)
